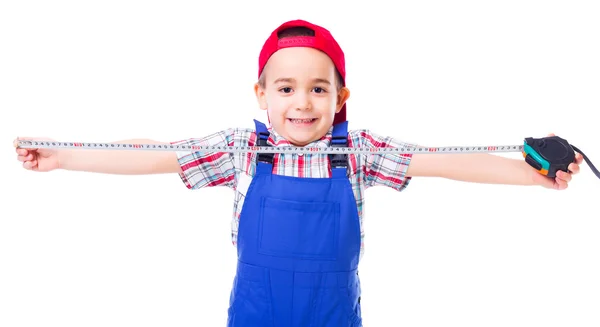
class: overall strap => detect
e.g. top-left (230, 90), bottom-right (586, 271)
top-left (330, 121), bottom-right (349, 178)
top-left (253, 119), bottom-right (349, 178)
top-left (253, 119), bottom-right (274, 167)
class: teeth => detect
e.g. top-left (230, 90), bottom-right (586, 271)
top-left (290, 119), bottom-right (314, 123)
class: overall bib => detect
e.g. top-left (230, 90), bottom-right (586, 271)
top-left (226, 120), bottom-right (363, 327)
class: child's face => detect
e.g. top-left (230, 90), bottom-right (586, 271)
top-left (254, 47), bottom-right (350, 146)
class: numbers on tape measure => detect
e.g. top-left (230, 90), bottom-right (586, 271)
top-left (19, 136), bottom-right (600, 181)
top-left (18, 140), bottom-right (524, 155)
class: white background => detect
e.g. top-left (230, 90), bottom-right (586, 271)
top-left (1, 1), bottom-right (599, 326)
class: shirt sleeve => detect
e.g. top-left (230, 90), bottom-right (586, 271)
top-left (356, 129), bottom-right (416, 192)
top-left (170, 128), bottom-right (237, 190)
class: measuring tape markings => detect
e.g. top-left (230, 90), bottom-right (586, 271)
top-left (16, 137), bottom-right (599, 180)
top-left (16, 140), bottom-right (524, 155)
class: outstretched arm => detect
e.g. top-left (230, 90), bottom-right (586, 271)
top-left (15, 137), bottom-right (181, 175)
top-left (406, 152), bottom-right (583, 190)
top-left (59, 139), bottom-right (182, 175)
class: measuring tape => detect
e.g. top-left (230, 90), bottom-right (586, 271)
top-left (17, 136), bottom-right (599, 179)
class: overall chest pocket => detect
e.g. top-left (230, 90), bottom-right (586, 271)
top-left (258, 197), bottom-right (340, 260)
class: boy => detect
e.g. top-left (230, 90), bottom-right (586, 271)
top-left (15, 19), bottom-right (583, 327)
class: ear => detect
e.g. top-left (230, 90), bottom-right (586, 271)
top-left (254, 82), bottom-right (268, 110)
top-left (335, 87), bottom-right (351, 113)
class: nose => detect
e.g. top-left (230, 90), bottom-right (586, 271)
top-left (294, 91), bottom-right (311, 111)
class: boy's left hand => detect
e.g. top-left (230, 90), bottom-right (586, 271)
top-left (530, 133), bottom-right (584, 190)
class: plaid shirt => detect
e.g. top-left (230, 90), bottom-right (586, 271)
top-left (171, 125), bottom-right (414, 257)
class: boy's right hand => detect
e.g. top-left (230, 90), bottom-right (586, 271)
top-left (14, 137), bottom-right (182, 175)
top-left (14, 137), bottom-right (60, 172)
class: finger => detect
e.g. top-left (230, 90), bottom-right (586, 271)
top-left (554, 177), bottom-right (568, 190)
top-left (15, 144), bottom-right (38, 152)
top-left (568, 163), bottom-right (580, 174)
top-left (16, 148), bottom-right (31, 156)
top-left (547, 133), bottom-right (555, 137)
top-left (17, 154), bottom-right (33, 162)
top-left (556, 170), bottom-right (572, 183)
top-left (23, 160), bottom-right (38, 170)
top-left (575, 152), bottom-right (584, 164)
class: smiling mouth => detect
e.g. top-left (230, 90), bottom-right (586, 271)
top-left (288, 118), bottom-right (317, 124)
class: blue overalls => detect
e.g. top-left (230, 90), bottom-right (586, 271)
top-left (226, 120), bottom-right (363, 327)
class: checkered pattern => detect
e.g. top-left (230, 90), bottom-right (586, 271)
top-left (171, 125), bottom-right (414, 257)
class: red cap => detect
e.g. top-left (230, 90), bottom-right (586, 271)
top-left (258, 19), bottom-right (347, 125)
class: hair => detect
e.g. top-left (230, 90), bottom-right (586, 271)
top-left (257, 26), bottom-right (345, 91)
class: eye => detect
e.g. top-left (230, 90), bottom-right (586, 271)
top-left (312, 87), bottom-right (327, 93)
top-left (279, 87), bottom-right (293, 93)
